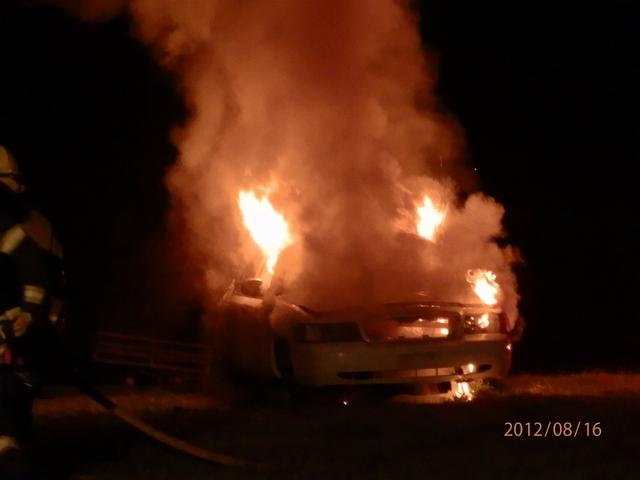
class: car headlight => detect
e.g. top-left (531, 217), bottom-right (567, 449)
top-left (463, 313), bottom-right (501, 334)
top-left (293, 323), bottom-right (362, 343)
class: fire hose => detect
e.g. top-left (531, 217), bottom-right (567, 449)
top-left (76, 382), bottom-right (268, 470)
top-left (1, 318), bottom-right (269, 471)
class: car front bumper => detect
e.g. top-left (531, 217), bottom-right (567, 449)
top-left (287, 334), bottom-right (512, 387)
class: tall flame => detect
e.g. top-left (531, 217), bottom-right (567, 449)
top-left (416, 195), bottom-right (446, 242)
top-left (467, 269), bottom-right (500, 305)
top-left (238, 190), bottom-right (292, 274)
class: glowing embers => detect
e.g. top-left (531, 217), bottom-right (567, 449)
top-left (416, 195), bottom-right (446, 242)
top-left (452, 381), bottom-right (474, 401)
top-left (463, 313), bottom-right (501, 334)
top-left (477, 314), bottom-right (490, 329)
top-left (466, 269), bottom-right (500, 305)
top-left (238, 190), bottom-right (292, 274)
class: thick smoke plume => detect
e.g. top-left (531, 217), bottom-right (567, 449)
top-left (51, 0), bottom-right (520, 324)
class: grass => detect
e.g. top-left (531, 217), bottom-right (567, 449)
top-left (30, 372), bottom-right (640, 480)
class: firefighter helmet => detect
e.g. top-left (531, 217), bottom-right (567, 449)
top-left (0, 145), bottom-right (24, 193)
top-left (0, 145), bottom-right (19, 176)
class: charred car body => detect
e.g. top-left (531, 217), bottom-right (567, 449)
top-left (219, 279), bottom-right (516, 388)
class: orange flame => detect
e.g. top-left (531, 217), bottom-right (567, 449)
top-left (238, 190), bottom-right (292, 274)
top-left (453, 381), bottom-right (474, 401)
top-left (416, 195), bottom-right (446, 242)
top-left (467, 269), bottom-right (500, 305)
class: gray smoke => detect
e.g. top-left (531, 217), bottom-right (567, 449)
top-left (49, 0), bottom-right (520, 325)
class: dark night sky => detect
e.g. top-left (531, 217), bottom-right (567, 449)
top-left (1, 0), bottom-right (638, 371)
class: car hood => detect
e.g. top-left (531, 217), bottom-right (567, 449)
top-left (278, 298), bottom-right (501, 322)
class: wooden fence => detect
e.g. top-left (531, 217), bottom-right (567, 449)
top-left (93, 331), bottom-right (212, 375)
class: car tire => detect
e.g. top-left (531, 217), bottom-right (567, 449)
top-left (272, 336), bottom-right (295, 384)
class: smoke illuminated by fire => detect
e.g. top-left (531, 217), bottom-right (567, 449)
top-left (467, 269), bottom-right (500, 305)
top-left (238, 190), bottom-right (291, 274)
top-left (416, 195), bottom-right (446, 242)
top-left (52, 0), bottom-right (521, 327)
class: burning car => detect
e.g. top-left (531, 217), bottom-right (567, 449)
top-left (219, 278), bottom-right (516, 388)
top-left (217, 188), bottom-right (521, 391)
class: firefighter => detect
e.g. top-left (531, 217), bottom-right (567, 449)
top-left (0, 145), bottom-right (64, 476)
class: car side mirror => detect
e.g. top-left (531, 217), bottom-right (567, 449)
top-left (239, 278), bottom-right (264, 298)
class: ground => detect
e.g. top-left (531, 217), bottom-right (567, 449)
top-left (30, 373), bottom-right (640, 479)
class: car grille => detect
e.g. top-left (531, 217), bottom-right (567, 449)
top-left (362, 311), bottom-right (461, 343)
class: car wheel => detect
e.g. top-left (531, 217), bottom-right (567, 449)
top-left (273, 336), bottom-right (295, 383)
